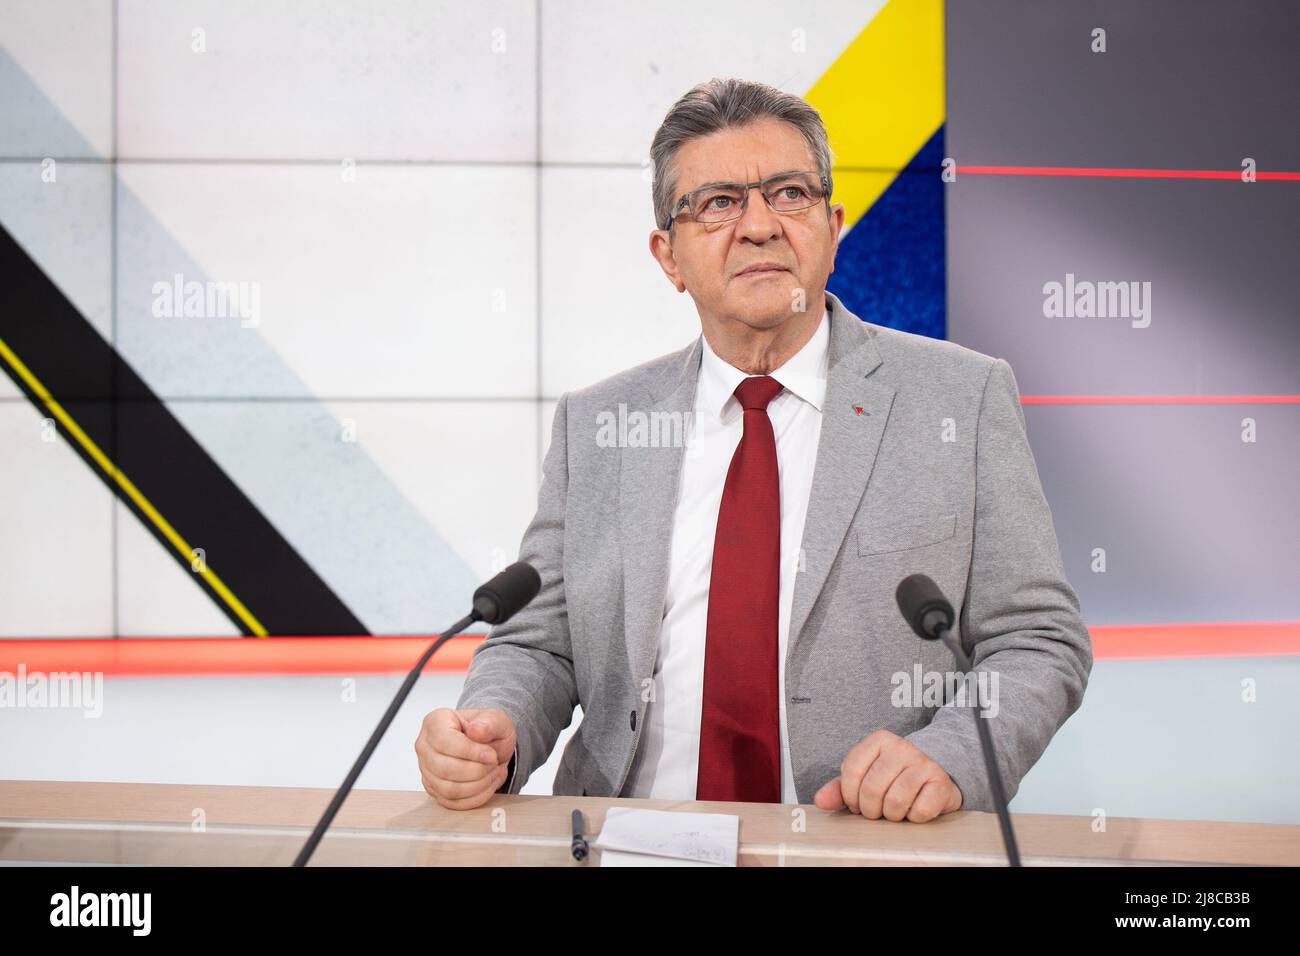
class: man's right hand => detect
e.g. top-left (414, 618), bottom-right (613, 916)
top-left (415, 707), bottom-right (516, 810)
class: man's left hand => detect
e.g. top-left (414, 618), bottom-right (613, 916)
top-left (814, 729), bottom-right (963, 823)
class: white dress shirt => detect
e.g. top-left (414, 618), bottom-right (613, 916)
top-left (624, 306), bottom-right (829, 803)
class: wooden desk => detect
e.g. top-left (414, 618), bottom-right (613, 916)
top-left (1, 780), bottom-right (1296, 866)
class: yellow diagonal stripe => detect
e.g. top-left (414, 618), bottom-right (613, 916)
top-left (0, 334), bottom-right (268, 637)
top-left (805, 0), bottom-right (945, 228)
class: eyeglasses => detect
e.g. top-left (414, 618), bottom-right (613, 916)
top-left (665, 170), bottom-right (830, 230)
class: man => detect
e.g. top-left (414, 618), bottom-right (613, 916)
top-left (415, 77), bottom-right (1091, 823)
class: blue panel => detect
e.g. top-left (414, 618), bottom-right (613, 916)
top-left (828, 125), bottom-right (946, 339)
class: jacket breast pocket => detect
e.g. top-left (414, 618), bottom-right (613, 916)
top-left (857, 513), bottom-right (957, 556)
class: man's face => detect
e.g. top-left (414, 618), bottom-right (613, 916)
top-left (650, 116), bottom-right (844, 330)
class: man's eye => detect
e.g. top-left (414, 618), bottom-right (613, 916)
top-left (778, 186), bottom-right (808, 200)
top-left (705, 195), bottom-right (733, 209)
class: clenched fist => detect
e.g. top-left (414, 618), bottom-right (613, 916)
top-left (415, 707), bottom-right (516, 810)
top-left (814, 729), bottom-right (963, 823)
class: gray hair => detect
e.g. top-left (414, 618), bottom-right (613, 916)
top-left (649, 77), bottom-right (834, 230)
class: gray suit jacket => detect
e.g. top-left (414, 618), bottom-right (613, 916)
top-left (457, 290), bottom-right (1092, 811)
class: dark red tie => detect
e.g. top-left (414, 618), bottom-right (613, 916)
top-left (696, 374), bottom-right (785, 803)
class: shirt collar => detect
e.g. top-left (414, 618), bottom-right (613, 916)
top-left (697, 306), bottom-right (829, 420)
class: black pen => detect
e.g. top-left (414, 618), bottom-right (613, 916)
top-left (571, 809), bottom-right (588, 861)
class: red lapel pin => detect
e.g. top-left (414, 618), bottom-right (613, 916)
top-left (853, 405), bottom-right (864, 415)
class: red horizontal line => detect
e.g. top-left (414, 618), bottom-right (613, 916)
top-left (0, 635), bottom-right (487, 676)
top-left (0, 622), bottom-right (1296, 675)
top-left (961, 165), bottom-right (1300, 181)
top-left (1021, 395), bottom-right (1300, 405)
top-left (1089, 621), bottom-right (1300, 661)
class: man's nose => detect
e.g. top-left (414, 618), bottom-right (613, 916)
top-left (735, 184), bottom-right (782, 240)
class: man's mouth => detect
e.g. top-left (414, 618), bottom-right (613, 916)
top-left (736, 263), bottom-right (790, 277)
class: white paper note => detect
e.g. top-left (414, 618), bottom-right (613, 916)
top-left (594, 807), bottom-right (739, 867)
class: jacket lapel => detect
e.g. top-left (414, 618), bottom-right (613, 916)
top-left (787, 294), bottom-right (894, 649)
top-left (619, 337), bottom-right (702, 683)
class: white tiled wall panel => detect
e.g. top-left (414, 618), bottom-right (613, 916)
top-left (117, 0), bottom-right (538, 161)
top-left (321, 399), bottom-right (540, 585)
top-left (540, 164), bottom-right (699, 396)
top-left (540, 0), bottom-right (884, 164)
top-left (0, 401), bottom-right (114, 637)
top-left (0, 160), bottom-right (113, 341)
top-left (114, 499), bottom-right (243, 637)
top-left (0, 0), bottom-right (113, 157)
top-left (116, 162), bottom-right (537, 399)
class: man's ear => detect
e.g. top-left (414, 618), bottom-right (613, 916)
top-left (648, 228), bottom-right (688, 293)
top-left (827, 202), bottom-right (846, 273)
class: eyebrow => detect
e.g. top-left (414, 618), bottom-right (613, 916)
top-left (682, 169), bottom-right (809, 193)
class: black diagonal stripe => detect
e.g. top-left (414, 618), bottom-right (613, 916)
top-left (1, 225), bottom-right (368, 636)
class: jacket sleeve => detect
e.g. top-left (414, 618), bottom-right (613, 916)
top-left (904, 358), bottom-right (1093, 812)
top-left (457, 395), bottom-right (579, 794)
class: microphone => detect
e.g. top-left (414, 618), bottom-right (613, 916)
top-left (894, 573), bottom-right (1022, 867)
top-left (293, 562), bottom-right (542, 867)
top-left (895, 573), bottom-right (955, 642)
top-left (473, 562), bottom-right (542, 624)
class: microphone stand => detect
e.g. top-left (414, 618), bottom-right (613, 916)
top-left (292, 611), bottom-right (480, 867)
top-left (936, 623), bottom-right (1022, 867)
